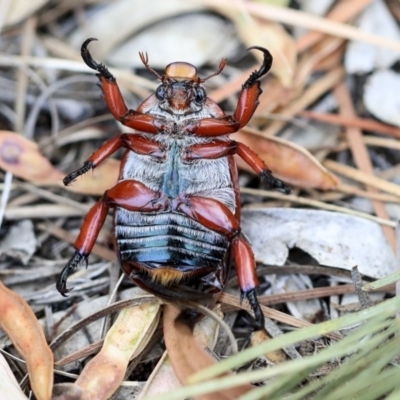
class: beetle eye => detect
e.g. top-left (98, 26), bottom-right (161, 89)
top-left (156, 85), bottom-right (166, 101)
top-left (194, 87), bottom-right (206, 104)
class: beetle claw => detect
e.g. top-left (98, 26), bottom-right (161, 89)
top-left (81, 38), bottom-right (116, 82)
top-left (245, 289), bottom-right (265, 331)
top-left (56, 251), bottom-right (85, 295)
top-left (81, 38), bottom-right (99, 69)
top-left (260, 170), bottom-right (291, 194)
top-left (63, 161), bottom-right (94, 186)
top-left (243, 46), bottom-right (273, 89)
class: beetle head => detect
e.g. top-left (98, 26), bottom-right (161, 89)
top-left (139, 52), bottom-right (227, 115)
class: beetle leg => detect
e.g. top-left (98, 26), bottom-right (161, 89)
top-left (235, 142), bottom-right (291, 193)
top-left (242, 47), bottom-right (273, 89)
top-left (187, 47), bottom-right (272, 137)
top-left (173, 195), bottom-right (264, 328)
top-left (56, 252), bottom-right (87, 296)
top-left (82, 38), bottom-right (116, 82)
top-left (81, 38), bottom-right (167, 133)
top-left (56, 180), bottom-right (169, 296)
top-left (64, 134), bottom-right (166, 185)
top-left (185, 141), bottom-right (291, 194)
top-left (63, 134), bottom-right (122, 185)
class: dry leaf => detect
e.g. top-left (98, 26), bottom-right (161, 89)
top-left (0, 131), bottom-right (64, 185)
top-left (0, 131), bottom-right (119, 195)
top-left (233, 128), bottom-right (340, 189)
top-left (141, 305), bottom-right (223, 397)
top-left (242, 208), bottom-right (396, 278)
top-left (0, 281), bottom-right (53, 400)
top-left (162, 303), bottom-right (253, 400)
top-left (74, 301), bottom-right (160, 400)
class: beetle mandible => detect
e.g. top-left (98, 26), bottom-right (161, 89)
top-left (57, 38), bottom-right (290, 329)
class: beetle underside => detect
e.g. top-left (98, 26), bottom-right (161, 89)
top-left (57, 38), bottom-right (291, 330)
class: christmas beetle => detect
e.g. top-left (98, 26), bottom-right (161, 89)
top-left (58, 38), bottom-right (290, 329)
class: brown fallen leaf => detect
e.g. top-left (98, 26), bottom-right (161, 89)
top-left (0, 131), bottom-right (64, 184)
top-left (233, 128), bottom-right (340, 189)
top-left (73, 301), bottom-right (160, 400)
top-left (0, 131), bottom-right (119, 195)
top-left (141, 304), bottom-right (224, 397)
top-left (163, 303), bottom-right (253, 400)
top-left (0, 281), bottom-right (53, 400)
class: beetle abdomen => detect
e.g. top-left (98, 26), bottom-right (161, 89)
top-left (115, 210), bottom-right (229, 267)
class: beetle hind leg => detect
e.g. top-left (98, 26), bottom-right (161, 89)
top-left (174, 195), bottom-right (265, 329)
top-left (56, 251), bottom-right (87, 296)
top-left (233, 235), bottom-right (265, 330)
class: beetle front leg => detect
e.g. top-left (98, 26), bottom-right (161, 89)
top-left (57, 180), bottom-right (169, 296)
top-left (81, 38), bottom-right (166, 133)
top-left (188, 47), bottom-right (273, 137)
top-left (173, 195), bottom-right (264, 329)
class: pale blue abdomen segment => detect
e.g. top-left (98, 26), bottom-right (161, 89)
top-left (115, 210), bottom-right (229, 267)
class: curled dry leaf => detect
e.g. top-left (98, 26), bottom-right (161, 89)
top-left (162, 303), bottom-right (253, 400)
top-left (233, 128), bottom-right (340, 189)
top-left (0, 131), bottom-right (119, 195)
top-left (242, 208), bottom-right (396, 278)
top-left (0, 281), bottom-right (53, 400)
top-left (73, 301), bottom-right (160, 400)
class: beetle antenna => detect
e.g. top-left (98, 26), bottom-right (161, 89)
top-left (198, 58), bottom-right (228, 83)
top-left (139, 52), bottom-right (163, 80)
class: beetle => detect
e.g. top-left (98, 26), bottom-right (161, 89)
top-left (57, 38), bottom-right (290, 329)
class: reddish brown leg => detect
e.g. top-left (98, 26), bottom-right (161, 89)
top-left (185, 47), bottom-right (272, 137)
top-left (173, 194), bottom-right (264, 328)
top-left (56, 180), bottom-right (169, 296)
top-left (64, 133), bottom-right (166, 185)
top-left (185, 140), bottom-right (291, 193)
top-left (81, 38), bottom-right (167, 133)
top-left (228, 155), bottom-right (241, 221)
